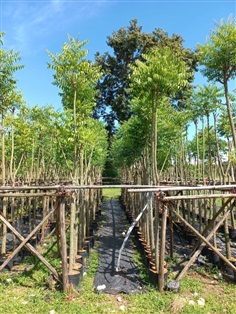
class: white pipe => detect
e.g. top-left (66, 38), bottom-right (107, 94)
top-left (116, 193), bottom-right (153, 272)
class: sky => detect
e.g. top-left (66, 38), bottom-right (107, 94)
top-left (0, 0), bottom-right (235, 111)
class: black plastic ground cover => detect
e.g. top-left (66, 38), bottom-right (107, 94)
top-left (93, 199), bottom-right (144, 294)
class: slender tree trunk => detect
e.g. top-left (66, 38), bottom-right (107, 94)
top-left (152, 91), bottom-right (159, 185)
top-left (207, 114), bottom-right (212, 182)
top-left (201, 118), bottom-right (205, 184)
top-left (195, 120), bottom-right (200, 182)
top-left (73, 87), bottom-right (78, 183)
top-left (1, 110), bottom-right (5, 186)
top-left (224, 80), bottom-right (236, 148)
top-left (1, 110), bottom-right (7, 255)
top-left (10, 110), bottom-right (15, 185)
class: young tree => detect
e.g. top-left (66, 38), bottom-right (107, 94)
top-left (0, 32), bottom-right (24, 254)
top-left (0, 32), bottom-right (24, 186)
top-left (198, 17), bottom-right (236, 147)
top-left (129, 46), bottom-right (191, 184)
top-left (47, 36), bottom-right (102, 184)
top-left (187, 85), bottom-right (223, 182)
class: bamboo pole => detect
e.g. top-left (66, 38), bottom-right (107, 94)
top-left (1, 197), bottom-right (8, 254)
top-left (0, 183), bottom-right (236, 194)
top-left (153, 194), bottom-right (236, 201)
top-left (0, 193), bottom-right (55, 197)
top-left (58, 197), bottom-right (68, 293)
top-left (128, 185), bottom-right (236, 193)
top-left (1, 183), bottom-right (236, 194)
top-left (158, 205), bottom-right (168, 292)
top-left (169, 210), bottom-right (174, 259)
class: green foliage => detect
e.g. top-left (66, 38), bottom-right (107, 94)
top-left (94, 19), bottom-right (196, 135)
top-left (0, 32), bottom-right (24, 111)
top-left (131, 46), bottom-right (191, 101)
top-left (102, 188), bottom-right (121, 200)
top-left (47, 36), bottom-right (107, 182)
top-left (217, 102), bottom-right (236, 140)
top-left (189, 127), bottom-right (227, 160)
top-left (187, 84), bottom-right (223, 122)
top-left (111, 116), bottom-right (147, 168)
top-left (47, 36), bottom-right (101, 114)
top-left (197, 17), bottom-right (236, 85)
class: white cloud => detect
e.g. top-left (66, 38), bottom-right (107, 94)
top-left (2, 1), bottom-right (110, 54)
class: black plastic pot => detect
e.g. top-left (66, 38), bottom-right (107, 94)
top-left (0, 256), bottom-right (14, 271)
top-left (208, 248), bottom-right (220, 265)
top-left (185, 232), bottom-right (197, 245)
top-left (149, 268), bottom-right (168, 287)
top-left (77, 249), bottom-right (88, 265)
top-left (85, 236), bottom-right (95, 248)
top-left (229, 228), bottom-right (236, 240)
top-left (220, 260), bottom-right (236, 282)
top-left (68, 270), bottom-right (81, 288)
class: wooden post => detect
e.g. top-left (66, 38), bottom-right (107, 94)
top-left (158, 205), bottom-right (168, 292)
top-left (176, 205), bottom-right (232, 281)
top-left (0, 214), bottom-right (60, 281)
top-left (169, 209), bottom-right (174, 259)
top-left (169, 206), bottom-right (236, 275)
top-left (59, 196), bottom-right (68, 293)
top-left (192, 198), bottom-right (233, 251)
top-left (0, 208), bottom-right (55, 271)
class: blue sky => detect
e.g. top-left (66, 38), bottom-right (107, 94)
top-left (1, 0), bottom-right (235, 110)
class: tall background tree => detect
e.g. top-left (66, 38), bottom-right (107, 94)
top-left (0, 32), bottom-right (24, 186)
top-left (198, 17), bottom-right (236, 147)
top-left (94, 19), bottom-right (197, 137)
top-left (0, 32), bottom-right (24, 254)
top-left (47, 36), bottom-right (103, 184)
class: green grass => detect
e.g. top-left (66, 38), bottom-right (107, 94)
top-left (1, 192), bottom-right (236, 313)
top-left (1, 239), bottom-right (236, 314)
top-left (102, 188), bottom-right (121, 201)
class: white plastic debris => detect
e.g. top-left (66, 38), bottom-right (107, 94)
top-left (22, 301), bottom-right (28, 305)
top-left (49, 310), bottom-right (56, 314)
top-left (197, 298), bottom-right (205, 307)
top-left (6, 278), bottom-right (12, 283)
top-left (119, 305), bottom-right (126, 311)
top-left (96, 284), bottom-right (106, 291)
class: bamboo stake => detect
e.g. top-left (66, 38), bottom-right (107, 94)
top-left (1, 197), bottom-right (7, 254)
top-left (224, 208), bottom-right (231, 259)
top-left (230, 207), bottom-right (236, 229)
top-left (58, 197), bottom-right (68, 293)
top-left (158, 205), bottom-right (168, 292)
top-left (169, 209), bottom-right (174, 259)
top-left (154, 205), bottom-right (160, 270)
